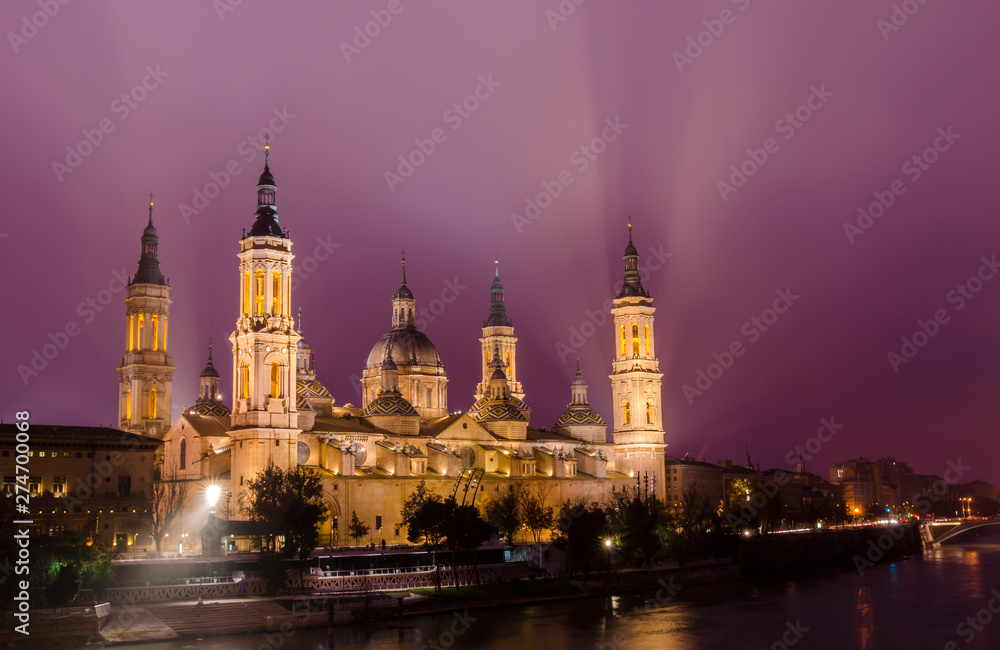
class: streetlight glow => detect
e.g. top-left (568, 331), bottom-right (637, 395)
top-left (205, 484), bottom-right (222, 507)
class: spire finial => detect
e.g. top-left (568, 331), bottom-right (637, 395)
top-left (494, 255), bottom-right (499, 278)
top-left (207, 338), bottom-right (213, 362)
top-left (264, 140), bottom-right (270, 168)
top-left (401, 250), bottom-right (407, 285)
top-left (297, 308), bottom-right (302, 333)
top-left (627, 216), bottom-right (632, 243)
top-left (575, 356), bottom-right (581, 374)
top-left (148, 192), bottom-right (154, 227)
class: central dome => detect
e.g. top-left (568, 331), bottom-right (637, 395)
top-left (366, 329), bottom-right (443, 369)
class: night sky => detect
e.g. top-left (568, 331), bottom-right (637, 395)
top-left (2, 1), bottom-right (999, 486)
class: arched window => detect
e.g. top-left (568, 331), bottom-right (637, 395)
top-left (151, 314), bottom-right (159, 351)
top-left (623, 401), bottom-right (631, 426)
top-left (137, 314), bottom-right (144, 349)
top-left (646, 399), bottom-right (654, 425)
top-left (179, 439), bottom-right (186, 470)
top-left (149, 388), bottom-right (157, 420)
top-left (243, 271), bottom-right (251, 315)
top-left (505, 351), bottom-right (511, 376)
top-left (128, 314), bottom-right (134, 351)
top-left (270, 362), bottom-right (281, 398)
top-left (125, 389), bottom-right (131, 420)
top-left (272, 271), bottom-right (281, 314)
top-left (644, 324), bottom-right (650, 355)
top-left (240, 363), bottom-right (250, 399)
top-left (255, 270), bottom-right (265, 315)
top-left (632, 324), bottom-right (640, 357)
top-left (620, 325), bottom-right (626, 356)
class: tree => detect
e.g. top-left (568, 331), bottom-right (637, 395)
top-left (521, 483), bottom-right (555, 544)
top-left (407, 494), bottom-right (452, 592)
top-left (445, 503), bottom-right (492, 587)
top-left (242, 463), bottom-right (330, 592)
top-left (401, 480), bottom-right (433, 534)
top-left (130, 465), bottom-right (189, 553)
top-left (484, 483), bottom-right (522, 545)
top-left (552, 501), bottom-right (608, 577)
top-left (349, 511), bottom-right (370, 546)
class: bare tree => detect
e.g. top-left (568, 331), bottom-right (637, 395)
top-left (131, 465), bottom-right (189, 552)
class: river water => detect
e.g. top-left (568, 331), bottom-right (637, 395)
top-left (102, 541), bottom-right (1000, 650)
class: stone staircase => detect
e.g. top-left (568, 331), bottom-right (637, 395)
top-left (146, 599), bottom-right (291, 636)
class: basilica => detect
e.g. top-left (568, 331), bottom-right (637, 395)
top-left (117, 146), bottom-right (667, 546)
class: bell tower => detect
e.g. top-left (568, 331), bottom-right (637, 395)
top-left (118, 195), bottom-right (174, 438)
top-left (476, 260), bottom-right (523, 401)
top-left (228, 144), bottom-right (300, 501)
top-left (609, 223), bottom-right (666, 496)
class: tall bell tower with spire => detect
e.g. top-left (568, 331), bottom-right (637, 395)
top-left (609, 222), bottom-right (666, 496)
top-left (228, 144), bottom-right (300, 501)
top-left (118, 195), bottom-right (174, 438)
top-left (476, 260), bottom-right (523, 401)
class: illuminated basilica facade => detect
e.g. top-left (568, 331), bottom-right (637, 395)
top-left (127, 148), bottom-right (667, 546)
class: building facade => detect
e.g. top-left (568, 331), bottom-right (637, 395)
top-left (148, 148), bottom-right (670, 549)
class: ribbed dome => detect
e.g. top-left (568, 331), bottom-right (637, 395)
top-left (366, 329), bottom-right (443, 370)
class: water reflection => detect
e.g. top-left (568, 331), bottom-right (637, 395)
top-left (100, 542), bottom-right (1000, 650)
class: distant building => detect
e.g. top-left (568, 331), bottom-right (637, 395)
top-left (0, 424), bottom-right (161, 549)
top-left (664, 457), bottom-right (725, 510)
top-left (831, 457), bottom-right (899, 514)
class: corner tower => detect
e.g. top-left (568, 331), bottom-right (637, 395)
top-left (609, 223), bottom-right (665, 495)
top-left (476, 260), bottom-right (523, 401)
top-left (118, 196), bottom-right (174, 438)
top-left (228, 145), bottom-right (301, 497)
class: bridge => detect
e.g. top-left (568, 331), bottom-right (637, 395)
top-left (920, 519), bottom-right (1000, 547)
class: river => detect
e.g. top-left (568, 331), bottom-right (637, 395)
top-left (102, 541), bottom-right (1000, 650)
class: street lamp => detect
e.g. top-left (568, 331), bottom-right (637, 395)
top-left (205, 484), bottom-right (222, 516)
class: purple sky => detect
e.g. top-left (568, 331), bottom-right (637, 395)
top-left (2, 0), bottom-right (999, 486)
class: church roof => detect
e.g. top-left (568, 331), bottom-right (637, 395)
top-left (366, 328), bottom-right (444, 370)
top-left (191, 402), bottom-right (231, 417)
top-left (468, 396), bottom-right (527, 423)
top-left (554, 409), bottom-right (605, 427)
top-left (364, 393), bottom-right (418, 417)
top-left (179, 413), bottom-right (231, 438)
top-left (297, 379), bottom-right (332, 398)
